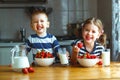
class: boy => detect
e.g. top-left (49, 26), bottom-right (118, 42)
top-left (25, 9), bottom-right (60, 64)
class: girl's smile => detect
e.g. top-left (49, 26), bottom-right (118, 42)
top-left (85, 35), bottom-right (93, 41)
top-left (82, 23), bottom-right (100, 44)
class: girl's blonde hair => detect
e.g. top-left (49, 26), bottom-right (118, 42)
top-left (82, 17), bottom-right (107, 47)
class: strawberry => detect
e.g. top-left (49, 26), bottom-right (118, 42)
top-left (28, 67), bottom-right (34, 73)
top-left (77, 42), bottom-right (83, 48)
top-left (22, 68), bottom-right (29, 74)
top-left (97, 61), bottom-right (102, 65)
top-left (86, 53), bottom-right (91, 59)
top-left (35, 49), bottom-right (54, 58)
top-left (78, 55), bottom-right (84, 59)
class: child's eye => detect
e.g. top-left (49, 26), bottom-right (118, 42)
top-left (92, 30), bottom-right (96, 33)
top-left (40, 20), bottom-right (44, 22)
top-left (85, 29), bottom-right (89, 32)
top-left (32, 21), bottom-right (38, 24)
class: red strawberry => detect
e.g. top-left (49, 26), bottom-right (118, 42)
top-left (28, 67), bottom-right (34, 73)
top-left (22, 68), bottom-right (29, 74)
top-left (86, 53), bottom-right (91, 58)
top-left (77, 42), bottom-right (83, 48)
top-left (97, 61), bottom-right (102, 65)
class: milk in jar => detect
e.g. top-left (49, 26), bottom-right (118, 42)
top-left (102, 49), bottom-right (110, 66)
top-left (58, 48), bottom-right (69, 65)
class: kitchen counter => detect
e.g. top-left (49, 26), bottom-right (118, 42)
top-left (58, 40), bottom-right (74, 46)
top-left (0, 42), bottom-right (24, 47)
top-left (0, 40), bottom-right (74, 47)
top-left (0, 40), bottom-right (73, 65)
top-left (0, 62), bottom-right (120, 80)
top-left (0, 39), bottom-right (24, 47)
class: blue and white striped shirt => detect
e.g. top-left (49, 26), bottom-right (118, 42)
top-left (72, 39), bottom-right (105, 56)
top-left (25, 33), bottom-right (60, 56)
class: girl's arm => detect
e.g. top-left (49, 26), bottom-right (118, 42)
top-left (70, 46), bottom-right (79, 65)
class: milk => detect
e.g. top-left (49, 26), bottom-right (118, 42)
top-left (102, 49), bottom-right (110, 66)
top-left (12, 56), bottom-right (30, 69)
top-left (59, 53), bottom-right (68, 64)
top-left (58, 48), bottom-right (69, 65)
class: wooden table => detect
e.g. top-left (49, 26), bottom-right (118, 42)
top-left (1, 62), bottom-right (120, 80)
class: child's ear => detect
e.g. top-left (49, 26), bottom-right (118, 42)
top-left (47, 21), bottom-right (50, 28)
top-left (31, 22), bottom-right (34, 29)
top-left (97, 33), bottom-right (101, 39)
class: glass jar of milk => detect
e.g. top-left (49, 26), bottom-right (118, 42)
top-left (102, 49), bottom-right (110, 67)
top-left (58, 48), bottom-right (69, 66)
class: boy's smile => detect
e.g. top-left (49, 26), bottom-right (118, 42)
top-left (36, 24), bottom-right (43, 31)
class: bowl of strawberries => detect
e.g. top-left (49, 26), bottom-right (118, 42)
top-left (77, 53), bottom-right (99, 67)
top-left (35, 49), bottom-right (55, 66)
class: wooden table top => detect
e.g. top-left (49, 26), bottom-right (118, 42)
top-left (0, 62), bottom-right (120, 80)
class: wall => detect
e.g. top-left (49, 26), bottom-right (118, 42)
top-left (0, 9), bottom-right (31, 40)
top-left (97, 0), bottom-right (112, 40)
top-left (97, 0), bottom-right (112, 50)
top-left (0, 0), bottom-right (97, 41)
top-left (97, 0), bottom-right (113, 60)
top-left (97, 0), bottom-right (120, 61)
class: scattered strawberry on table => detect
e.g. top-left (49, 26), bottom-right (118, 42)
top-left (22, 68), bottom-right (28, 74)
top-left (22, 67), bottom-right (34, 74)
top-left (97, 59), bottom-right (103, 65)
top-left (35, 49), bottom-right (54, 58)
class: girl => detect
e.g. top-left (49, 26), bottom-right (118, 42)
top-left (70, 17), bottom-right (107, 65)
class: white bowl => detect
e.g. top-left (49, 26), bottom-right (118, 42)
top-left (77, 58), bottom-right (99, 67)
top-left (35, 57), bottom-right (55, 66)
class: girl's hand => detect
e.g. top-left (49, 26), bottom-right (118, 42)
top-left (66, 51), bottom-right (70, 59)
top-left (70, 46), bottom-right (79, 65)
top-left (72, 45), bottom-right (80, 53)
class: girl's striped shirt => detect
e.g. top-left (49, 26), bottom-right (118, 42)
top-left (72, 39), bottom-right (105, 56)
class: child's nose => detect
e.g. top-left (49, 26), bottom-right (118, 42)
top-left (38, 21), bottom-right (42, 25)
top-left (88, 31), bottom-right (92, 35)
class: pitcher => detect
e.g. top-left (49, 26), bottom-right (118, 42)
top-left (11, 44), bottom-right (30, 71)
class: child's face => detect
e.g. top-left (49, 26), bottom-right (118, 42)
top-left (82, 23), bottom-right (100, 44)
top-left (31, 13), bottom-right (49, 35)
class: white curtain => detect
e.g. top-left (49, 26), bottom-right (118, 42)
top-left (112, 0), bottom-right (120, 61)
